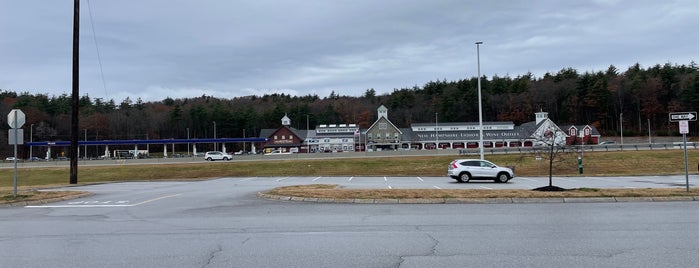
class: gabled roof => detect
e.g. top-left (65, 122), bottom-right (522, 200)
top-left (366, 116), bottom-right (403, 134)
top-left (264, 125), bottom-right (307, 141)
top-left (562, 124), bottom-right (602, 136)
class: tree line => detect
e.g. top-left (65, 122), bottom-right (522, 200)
top-left (1, 61), bottom-right (698, 157)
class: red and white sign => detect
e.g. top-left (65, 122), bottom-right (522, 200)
top-left (679, 120), bottom-right (689, 134)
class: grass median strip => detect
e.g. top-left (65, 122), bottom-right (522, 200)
top-left (264, 184), bottom-right (699, 200)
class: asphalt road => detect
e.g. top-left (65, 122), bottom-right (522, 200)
top-left (1, 176), bottom-right (698, 267)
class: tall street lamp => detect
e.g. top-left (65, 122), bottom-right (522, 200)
top-left (476, 41), bottom-right (484, 160)
top-left (29, 124), bottom-right (34, 160)
top-left (435, 112), bottom-right (439, 151)
top-left (84, 129), bottom-right (87, 159)
top-left (213, 121), bottom-right (217, 151)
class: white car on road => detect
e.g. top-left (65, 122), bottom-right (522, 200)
top-left (204, 151), bottom-right (232, 161)
top-left (264, 150), bottom-right (293, 155)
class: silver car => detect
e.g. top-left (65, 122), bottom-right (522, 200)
top-left (204, 151), bottom-right (232, 161)
top-left (447, 159), bottom-right (514, 183)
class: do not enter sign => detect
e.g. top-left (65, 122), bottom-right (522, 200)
top-left (7, 109), bottom-right (25, 129)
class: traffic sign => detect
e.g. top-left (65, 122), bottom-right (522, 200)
top-left (679, 120), bottom-right (689, 134)
top-left (7, 109), bottom-right (26, 129)
top-left (669, 111), bottom-right (697, 122)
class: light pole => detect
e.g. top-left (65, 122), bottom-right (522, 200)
top-left (84, 129), bottom-right (87, 159)
top-left (213, 121), bottom-right (217, 151)
top-left (620, 113), bottom-right (624, 150)
top-left (435, 112), bottom-right (439, 151)
top-left (29, 124), bottom-right (34, 160)
top-left (476, 41), bottom-right (485, 160)
top-left (186, 127), bottom-right (190, 156)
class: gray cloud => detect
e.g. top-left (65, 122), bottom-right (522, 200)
top-left (1, 0), bottom-right (697, 102)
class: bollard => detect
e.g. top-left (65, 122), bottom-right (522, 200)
top-left (577, 157), bottom-right (583, 174)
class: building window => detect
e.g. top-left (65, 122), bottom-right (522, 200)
top-left (569, 129), bottom-right (576, 136)
top-left (379, 122), bottom-right (387, 129)
top-left (584, 128), bottom-right (590, 135)
top-left (394, 132), bottom-right (399, 139)
top-left (385, 132), bottom-right (390, 139)
top-left (274, 135), bottom-right (278, 140)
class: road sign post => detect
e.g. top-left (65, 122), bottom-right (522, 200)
top-left (7, 109), bottom-right (25, 198)
top-left (670, 112), bottom-right (696, 192)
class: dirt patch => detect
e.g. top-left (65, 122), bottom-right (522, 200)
top-left (1, 190), bottom-right (90, 206)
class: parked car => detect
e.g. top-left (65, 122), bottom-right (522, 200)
top-left (447, 159), bottom-right (514, 183)
top-left (204, 151), bottom-right (232, 161)
top-left (5, 157), bottom-right (17, 161)
top-left (264, 150), bottom-right (292, 155)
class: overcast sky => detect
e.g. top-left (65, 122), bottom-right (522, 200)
top-left (1, 0), bottom-right (698, 102)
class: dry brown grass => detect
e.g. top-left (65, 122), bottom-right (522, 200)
top-left (1, 189), bottom-right (88, 204)
top-left (266, 184), bottom-right (699, 199)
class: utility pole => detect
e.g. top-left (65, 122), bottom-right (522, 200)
top-left (70, 0), bottom-right (79, 184)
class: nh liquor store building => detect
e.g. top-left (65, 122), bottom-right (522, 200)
top-left (260, 105), bottom-right (600, 153)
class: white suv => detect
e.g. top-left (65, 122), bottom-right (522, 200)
top-left (204, 151), bottom-right (232, 161)
top-left (448, 159), bottom-right (514, 183)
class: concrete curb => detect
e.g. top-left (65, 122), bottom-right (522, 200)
top-left (256, 192), bottom-right (699, 204)
top-left (1, 192), bottom-right (93, 208)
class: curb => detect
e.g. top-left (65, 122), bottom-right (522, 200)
top-left (257, 192), bottom-right (699, 204)
top-left (0, 192), bottom-right (93, 208)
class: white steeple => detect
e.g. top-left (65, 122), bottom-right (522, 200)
top-left (281, 114), bottom-right (291, 126)
top-left (535, 110), bottom-right (548, 125)
top-left (377, 105), bottom-right (388, 119)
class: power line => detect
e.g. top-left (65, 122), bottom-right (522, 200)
top-left (86, 0), bottom-right (109, 99)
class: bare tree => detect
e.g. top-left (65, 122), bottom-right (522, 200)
top-left (531, 126), bottom-right (571, 191)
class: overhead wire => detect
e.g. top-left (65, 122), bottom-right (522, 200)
top-left (86, 0), bottom-right (109, 99)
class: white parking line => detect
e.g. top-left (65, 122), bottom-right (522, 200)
top-left (433, 186), bottom-right (442, 189)
top-left (417, 177), bottom-right (424, 182)
top-left (479, 186), bottom-right (493, 190)
top-left (384, 176), bottom-right (387, 182)
top-left (312, 176), bottom-right (322, 181)
top-left (348, 177), bottom-right (354, 182)
top-left (26, 194), bottom-right (182, 208)
top-left (388, 186), bottom-right (392, 189)
top-left (275, 177), bottom-right (289, 182)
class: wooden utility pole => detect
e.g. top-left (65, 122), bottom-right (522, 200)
top-left (70, 0), bottom-right (79, 184)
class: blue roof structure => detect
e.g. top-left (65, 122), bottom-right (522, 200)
top-left (26, 138), bottom-right (267, 147)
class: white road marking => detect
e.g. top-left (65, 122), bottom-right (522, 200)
top-left (26, 194), bottom-right (182, 208)
top-left (384, 177), bottom-right (387, 182)
top-left (275, 177), bottom-right (289, 182)
top-left (388, 186), bottom-right (392, 189)
top-left (479, 186), bottom-right (493, 190)
top-left (348, 177), bottom-right (354, 182)
top-left (239, 177), bottom-right (256, 181)
top-left (417, 177), bottom-right (424, 182)
top-left (312, 176), bottom-right (322, 181)
top-left (433, 186), bottom-right (442, 189)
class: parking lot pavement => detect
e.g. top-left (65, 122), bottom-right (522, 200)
top-left (224, 175), bottom-right (697, 190)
